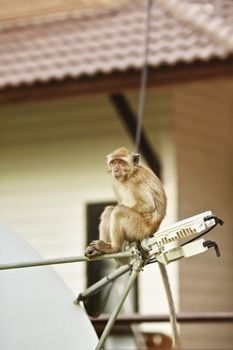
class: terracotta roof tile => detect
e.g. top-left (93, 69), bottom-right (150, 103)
top-left (0, 0), bottom-right (232, 88)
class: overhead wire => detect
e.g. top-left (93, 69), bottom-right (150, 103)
top-left (134, 3), bottom-right (182, 347)
top-left (95, 0), bottom-right (154, 316)
top-left (134, 0), bottom-right (153, 154)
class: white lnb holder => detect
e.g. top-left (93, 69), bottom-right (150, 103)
top-left (154, 238), bottom-right (208, 264)
top-left (140, 211), bottom-right (221, 264)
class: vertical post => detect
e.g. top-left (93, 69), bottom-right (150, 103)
top-left (95, 259), bottom-right (142, 350)
top-left (158, 263), bottom-right (181, 349)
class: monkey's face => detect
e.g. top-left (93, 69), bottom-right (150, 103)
top-left (108, 158), bottom-right (133, 181)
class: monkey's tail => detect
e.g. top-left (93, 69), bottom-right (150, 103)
top-left (158, 262), bottom-right (181, 350)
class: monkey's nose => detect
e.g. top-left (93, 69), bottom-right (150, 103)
top-left (114, 168), bottom-right (121, 176)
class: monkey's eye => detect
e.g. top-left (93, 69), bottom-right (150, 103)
top-left (110, 160), bottom-right (117, 166)
top-left (110, 159), bottom-right (127, 166)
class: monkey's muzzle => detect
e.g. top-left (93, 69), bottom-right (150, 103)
top-left (113, 169), bottom-right (122, 177)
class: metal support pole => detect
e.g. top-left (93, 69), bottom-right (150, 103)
top-left (77, 264), bottom-right (131, 303)
top-left (158, 263), bottom-right (181, 349)
top-left (95, 258), bottom-right (142, 350)
top-left (0, 251), bottom-right (133, 271)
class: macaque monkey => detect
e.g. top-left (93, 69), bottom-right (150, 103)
top-left (85, 148), bottom-right (180, 349)
top-left (85, 147), bottom-right (167, 258)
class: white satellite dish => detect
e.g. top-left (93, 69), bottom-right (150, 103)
top-left (0, 225), bottom-right (98, 350)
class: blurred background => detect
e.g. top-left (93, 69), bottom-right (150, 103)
top-left (0, 0), bottom-right (232, 349)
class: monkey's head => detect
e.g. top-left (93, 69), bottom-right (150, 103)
top-left (106, 147), bottom-right (140, 181)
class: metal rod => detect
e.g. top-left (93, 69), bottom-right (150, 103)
top-left (0, 251), bottom-right (133, 271)
top-left (95, 264), bottom-right (140, 350)
top-left (77, 264), bottom-right (131, 302)
top-left (91, 312), bottom-right (233, 325)
top-left (158, 262), bottom-right (181, 349)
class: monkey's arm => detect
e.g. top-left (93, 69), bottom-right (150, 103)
top-left (133, 190), bottom-right (156, 214)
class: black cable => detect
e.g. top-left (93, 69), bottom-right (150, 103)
top-left (135, 0), bottom-right (153, 153)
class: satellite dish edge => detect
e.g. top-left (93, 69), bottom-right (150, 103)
top-left (0, 224), bottom-right (98, 350)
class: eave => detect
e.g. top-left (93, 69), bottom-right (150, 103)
top-left (0, 57), bottom-right (233, 106)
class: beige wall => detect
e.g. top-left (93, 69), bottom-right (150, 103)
top-left (173, 79), bottom-right (233, 349)
top-left (0, 79), bottom-right (232, 348)
top-left (0, 95), bottom-right (129, 293)
top-left (0, 90), bottom-right (178, 319)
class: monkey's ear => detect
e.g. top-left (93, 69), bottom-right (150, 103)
top-left (132, 153), bottom-right (140, 165)
top-left (106, 154), bottom-right (112, 164)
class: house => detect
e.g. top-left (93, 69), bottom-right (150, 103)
top-left (0, 1), bottom-right (232, 349)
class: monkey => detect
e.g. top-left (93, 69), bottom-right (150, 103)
top-left (85, 147), bottom-right (167, 258)
top-left (85, 147), bottom-right (181, 349)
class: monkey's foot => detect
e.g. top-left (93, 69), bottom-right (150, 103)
top-left (85, 240), bottom-right (103, 258)
top-left (85, 240), bottom-right (113, 258)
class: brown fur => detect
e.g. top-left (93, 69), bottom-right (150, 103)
top-left (108, 147), bottom-right (130, 159)
top-left (85, 147), bottom-right (167, 257)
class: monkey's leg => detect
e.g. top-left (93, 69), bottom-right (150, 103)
top-left (111, 205), bottom-right (150, 242)
top-left (99, 205), bottom-right (114, 241)
top-left (86, 206), bottom-right (127, 256)
top-left (104, 205), bottom-right (150, 254)
top-left (86, 205), bottom-right (150, 257)
top-left (85, 206), bottom-right (115, 258)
